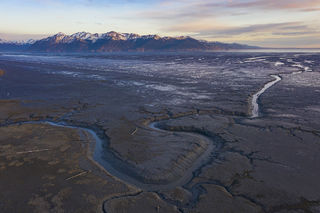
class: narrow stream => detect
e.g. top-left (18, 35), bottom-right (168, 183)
top-left (12, 120), bottom-right (215, 191)
top-left (251, 75), bottom-right (282, 118)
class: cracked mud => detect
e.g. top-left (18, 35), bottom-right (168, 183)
top-left (0, 52), bottom-right (319, 213)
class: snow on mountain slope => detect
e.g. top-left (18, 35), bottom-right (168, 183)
top-left (39, 31), bottom-right (188, 44)
top-left (1, 31), bottom-right (259, 52)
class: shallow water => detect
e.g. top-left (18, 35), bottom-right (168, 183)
top-left (251, 75), bottom-right (282, 118)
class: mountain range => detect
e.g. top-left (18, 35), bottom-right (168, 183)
top-left (0, 38), bottom-right (35, 51)
top-left (0, 31), bottom-right (259, 52)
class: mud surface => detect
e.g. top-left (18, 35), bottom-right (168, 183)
top-left (0, 52), bottom-right (319, 212)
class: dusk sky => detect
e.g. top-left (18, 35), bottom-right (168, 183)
top-left (1, 0), bottom-right (320, 47)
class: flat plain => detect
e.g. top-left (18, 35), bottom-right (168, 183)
top-left (0, 52), bottom-right (319, 213)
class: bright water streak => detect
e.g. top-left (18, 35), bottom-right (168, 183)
top-left (251, 75), bottom-right (282, 118)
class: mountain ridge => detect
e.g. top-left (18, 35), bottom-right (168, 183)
top-left (0, 31), bottom-right (260, 52)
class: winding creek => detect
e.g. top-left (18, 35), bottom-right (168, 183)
top-left (250, 60), bottom-right (311, 118)
top-left (3, 60), bottom-right (312, 192)
top-left (5, 74), bottom-right (285, 191)
top-left (10, 120), bottom-right (216, 191)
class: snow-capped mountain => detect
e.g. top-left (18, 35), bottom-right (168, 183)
top-left (0, 39), bottom-right (35, 45)
top-left (1, 31), bottom-right (259, 52)
top-left (39, 31), bottom-right (172, 44)
top-left (0, 38), bottom-right (35, 51)
top-left (24, 39), bottom-right (37, 44)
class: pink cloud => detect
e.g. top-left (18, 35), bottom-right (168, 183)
top-left (227, 0), bottom-right (320, 10)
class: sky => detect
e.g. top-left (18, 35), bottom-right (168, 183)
top-left (0, 0), bottom-right (320, 48)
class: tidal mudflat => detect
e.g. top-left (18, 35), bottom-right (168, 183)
top-left (0, 52), bottom-right (320, 213)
